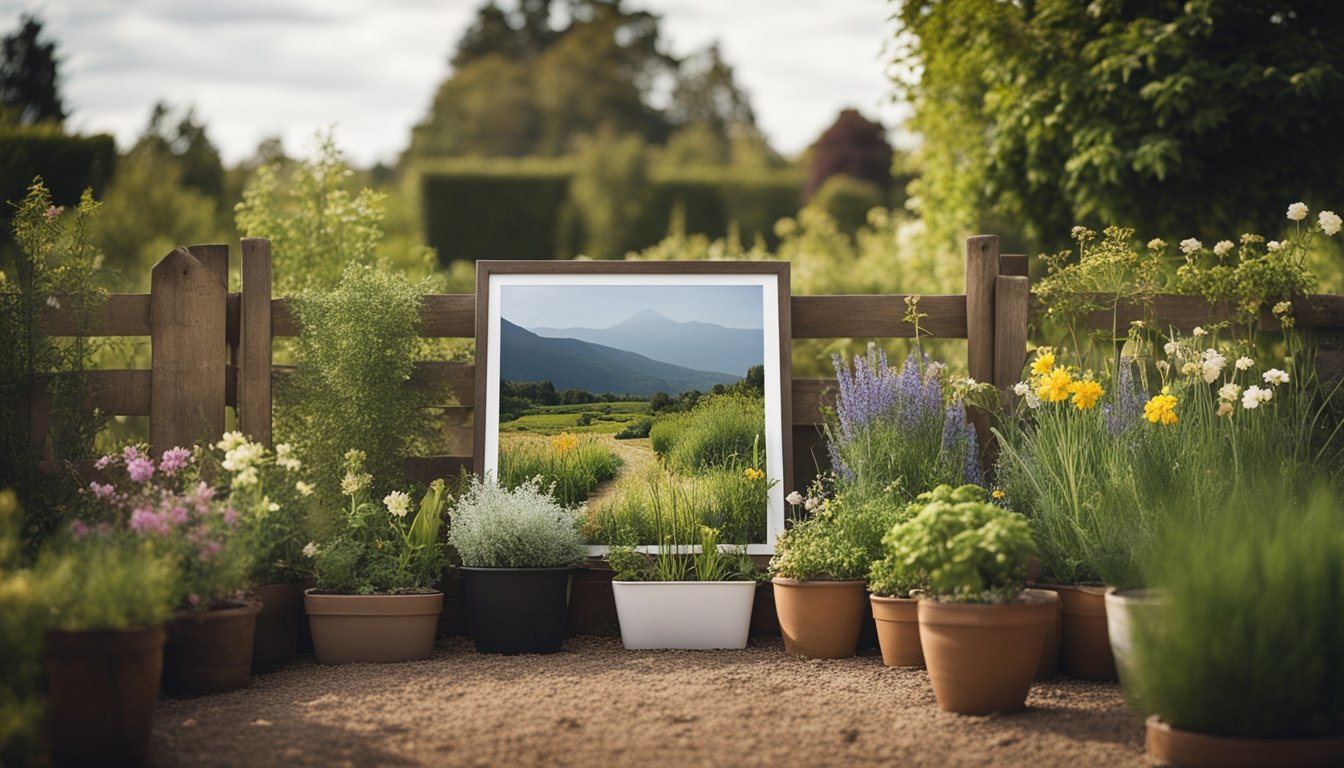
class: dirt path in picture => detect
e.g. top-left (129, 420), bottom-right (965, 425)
top-left (585, 434), bottom-right (658, 508)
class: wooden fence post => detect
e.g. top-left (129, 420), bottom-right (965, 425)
top-left (238, 238), bottom-right (273, 445)
top-left (966, 235), bottom-right (999, 452)
top-left (994, 275), bottom-right (1031, 407)
top-left (150, 246), bottom-right (227, 455)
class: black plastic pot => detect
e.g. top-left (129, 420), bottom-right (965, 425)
top-left (459, 566), bottom-right (573, 654)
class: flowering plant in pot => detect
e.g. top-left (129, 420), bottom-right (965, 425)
top-left (304, 449), bottom-right (448, 664)
top-left (209, 432), bottom-right (314, 672)
top-left (447, 475), bottom-right (587, 654)
top-left (606, 482), bottom-right (761, 650)
top-left (78, 444), bottom-right (260, 693)
top-left (886, 484), bottom-right (1054, 715)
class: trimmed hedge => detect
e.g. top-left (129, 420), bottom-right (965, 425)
top-left (421, 159), bottom-right (802, 264)
top-left (0, 129), bottom-right (117, 220)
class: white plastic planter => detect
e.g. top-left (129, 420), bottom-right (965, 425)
top-left (611, 580), bottom-right (756, 650)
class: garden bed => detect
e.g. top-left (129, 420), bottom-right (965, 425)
top-left (151, 636), bottom-right (1143, 767)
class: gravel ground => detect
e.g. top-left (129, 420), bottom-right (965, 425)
top-left (150, 636), bottom-right (1146, 768)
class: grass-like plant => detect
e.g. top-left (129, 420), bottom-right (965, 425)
top-left (606, 484), bottom-right (757, 583)
top-left (447, 476), bottom-right (587, 569)
top-left (499, 432), bottom-right (620, 506)
top-left (1130, 484), bottom-right (1344, 739)
top-left (589, 459), bottom-right (769, 545)
top-left (650, 393), bottom-right (764, 473)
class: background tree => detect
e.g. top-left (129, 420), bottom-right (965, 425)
top-left (0, 14), bottom-right (65, 126)
top-left (895, 0), bottom-right (1344, 254)
top-left (803, 108), bottom-right (893, 200)
top-left (132, 102), bottom-right (226, 202)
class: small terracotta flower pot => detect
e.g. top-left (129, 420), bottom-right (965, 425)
top-left (771, 578), bottom-right (867, 659)
top-left (871, 595), bottom-right (923, 667)
top-left (162, 600), bottom-right (261, 693)
top-left (918, 591), bottom-right (1057, 715)
top-left (1032, 587), bottom-right (1063, 680)
top-left (1145, 716), bottom-right (1344, 767)
top-left (305, 590), bottom-right (443, 664)
top-left (250, 581), bottom-right (306, 673)
top-left (1040, 583), bottom-right (1117, 681)
top-left (43, 625), bottom-right (166, 767)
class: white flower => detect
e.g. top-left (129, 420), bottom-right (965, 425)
top-left (1192, 326), bottom-right (1207, 338)
top-left (215, 431), bottom-right (247, 452)
top-left (1287, 202), bottom-right (1308, 221)
top-left (1147, 238), bottom-right (1167, 251)
top-left (45, 295), bottom-right (61, 310)
top-left (1013, 381), bottom-right (1030, 397)
top-left (231, 467), bottom-right (258, 489)
top-left (1024, 389), bottom-right (1041, 409)
top-left (1235, 356), bottom-right (1254, 371)
top-left (267, 500), bottom-right (281, 512)
top-left (1320, 210), bottom-right (1342, 236)
top-left (1242, 385), bottom-right (1273, 409)
top-left (804, 498), bottom-right (819, 511)
top-left (1164, 341), bottom-right (1180, 357)
top-left (1213, 240), bottom-right (1233, 256)
top-left (295, 481), bottom-right (314, 497)
top-left (276, 443), bottom-right (293, 459)
top-left (1267, 240), bottom-right (1282, 252)
top-left (1180, 238), bottom-right (1202, 255)
top-left (384, 491), bottom-right (411, 518)
top-left (965, 377), bottom-right (977, 387)
top-left (1200, 349), bottom-right (1226, 383)
top-left (785, 491), bottom-right (803, 506)
top-left (1272, 301), bottom-right (1293, 316)
top-left (1218, 383), bottom-right (1242, 403)
top-left (340, 471), bottom-right (365, 496)
top-left (302, 542), bottom-right (319, 559)
top-left (1155, 360), bottom-right (1170, 374)
top-left (1181, 361), bottom-right (1200, 377)
top-left (1263, 368), bottom-right (1290, 385)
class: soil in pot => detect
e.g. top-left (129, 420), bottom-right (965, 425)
top-left (771, 578), bottom-right (867, 659)
top-left (918, 591), bottom-right (1058, 716)
top-left (1146, 716), bottom-right (1344, 768)
top-left (250, 582), bottom-right (306, 673)
top-left (162, 600), bottom-right (261, 693)
top-left (43, 626), bottom-right (166, 767)
top-left (305, 590), bottom-right (443, 664)
top-left (461, 567), bottom-right (573, 654)
top-left (1041, 583), bottom-right (1117, 681)
top-left (871, 595), bottom-right (923, 668)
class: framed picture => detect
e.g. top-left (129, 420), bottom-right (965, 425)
top-left (475, 261), bottom-right (791, 554)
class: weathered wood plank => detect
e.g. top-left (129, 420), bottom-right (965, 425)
top-left (790, 378), bottom-right (833, 426)
top-left (272, 294), bottom-right (478, 338)
top-left (966, 236), bottom-right (999, 454)
top-left (994, 275), bottom-right (1031, 401)
top-left (238, 239), bottom-right (273, 445)
top-left (1000, 253), bottom-right (1029, 278)
top-left (26, 367), bottom-right (235, 419)
top-left (40, 294), bottom-right (152, 336)
top-left (790, 295), bottom-right (967, 338)
top-left (150, 248), bottom-right (227, 454)
top-left (404, 455), bottom-right (473, 485)
top-left (1071, 293), bottom-right (1344, 332)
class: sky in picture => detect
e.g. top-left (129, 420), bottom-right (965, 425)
top-left (501, 284), bottom-right (763, 330)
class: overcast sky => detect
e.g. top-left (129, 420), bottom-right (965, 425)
top-left (1, 0), bottom-right (907, 167)
top-left (502, 284), bottom-right (763, 329)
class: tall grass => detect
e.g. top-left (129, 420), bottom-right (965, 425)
top-left (499, 433), bottom-right (620, 507)
top-left (588, 462), bottom-right (767, 545)
top-left (650, 393), bottom-right (764, 473)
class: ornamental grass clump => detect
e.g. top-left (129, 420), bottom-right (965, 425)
top-left (882, 484), bottom-right (1035, 604)
top-left (447, 476), bottom-right (587, 569)
top-left (650, 393), bottom-right (765, 473)
top-left (606, 483), bottom-right (757, 583)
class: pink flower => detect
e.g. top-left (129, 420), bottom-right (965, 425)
top-left (159, 447), bottom-right (191, 476)
top-left (221, 506), bottom-right (239, 525)
top-left (188, 594), bottom-right (200, 607)
top-left (69, 520), bottom-right (89, 538)
top-left (45, 205), bottom-right (63, 219)
top-left (126, 457), bottom-right (154, 483)
top-left (199, 541), bottom-right (221, 561)
top-left (89, 481), bottom-right (115, 500)
top-left (129, 507), bottom-right (167, 536)
top-left (94, 454), bottom-right (114, 470)
top-left (122, 445), bottom-right (142, 463)
top-left (167, 506), bottom-right (189, 526)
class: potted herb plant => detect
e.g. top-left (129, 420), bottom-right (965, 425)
top-left (447, 476), bottom-right (587, 654)
top-left (606, 485), bottom-right (760, 650)
top-left (85, 444), bottom-right (261, 693)
top-left (211, 432), bottom-right (313, 673)
top-left (887, 484), bottom-right (1055, 715)
top-left (304, 450), bottom-right (448, 664)
top-left (865, 515), bottom-right (926, 668)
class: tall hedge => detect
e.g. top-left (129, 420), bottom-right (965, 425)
top-left (420, 159), bottom-right (801, 263)
top-left (0, 129), bottom-right (117, 220)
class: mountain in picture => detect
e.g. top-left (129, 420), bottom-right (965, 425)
top-left (530, 309), bottom-right (763, 377)
top-left (499, 319), bottom-right (740, 397)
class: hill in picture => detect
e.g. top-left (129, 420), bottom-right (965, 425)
top-left (530, 309), bottom-right (762, 378)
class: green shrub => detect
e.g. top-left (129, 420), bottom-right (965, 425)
top-left (614, 417), bottom-right (653, 439)
top-left (447, 476), bottom-right (587, 568)
top-left (768, 492), bottom-right (900, 582)
top-left (1131, 487), bottom-right (1344, 739)
top-left (0, 490), bottom-right (45, 765)
top-left (650, 393), bottom-right (764, 473)
top-left (811, 174), bottom-right (884, 235)
top-left (0, 128), bottom-right (116, 230)
top-left (35, 534), bottom-right (177, 631)
top-left (498, 433), bottom-right (620, 506)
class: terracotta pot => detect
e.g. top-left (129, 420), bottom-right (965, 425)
top-left (1040, 583), bottom-right (1117, 681)
top-left (305, 590), bottom-right (443, 664)
top-left (250, 582), bottom-right (306, 673)
top-left (42, 626), bottom-right (165, 767)
top-left (771, 578), bottom-right (867, 659)
top-left (162, 600), bottom-right (261, 693)
top-left (460, 567), bottom-right (572, 654)
top-left (1105, 587), bottom-right (1166, 712)
top-left (1146, 716), bottom-right (1344, 767)
top-left (1033, 587), bottom-right (1063, 681)
top-left (870, 595), bottom-right (923, 667)
top-left (918, 591), bottom-right (1057, 715)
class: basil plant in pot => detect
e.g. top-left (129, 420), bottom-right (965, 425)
top-left (304, 450), bottom-right (449, 664)
top-left (606, 484), bottom-right (761, 650)
top-left (887, 484), bottom-right (1056, 716)
top-left (447, 476), bottom-right (587, 655)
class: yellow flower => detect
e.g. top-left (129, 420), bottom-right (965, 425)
top-left (1030, 350), bottom-right (1056, 376)
top-left (1070, 379), bottom-right (1103, 410)
top-left (1036, 367), bottom-right (1073, 403)
top-left (991, 489), bottom-right (1006, 500)
top-left (743, 467), bottom-right (765, 481)
top-left (1144, 393), bottom-right (1179, 426)
top-left (551, 432), bottom-right (578, 454)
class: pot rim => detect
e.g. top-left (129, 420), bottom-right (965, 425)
top-left (770, 577), bottom-right (867, 587)
top-left (173, 599), bottom-right (262, 620)
top-left (458, 565), bottom-right (575, 573)
top-left (870, 593), bottom-right (918, 604)
top-left (612, 579), bottom-right (757, 587)
top-left (303, 588), bottom-right (443, 598)
top-left (1147, 715), bottom-right (1344, 749)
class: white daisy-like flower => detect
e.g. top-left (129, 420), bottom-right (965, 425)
top-left (295, 481), bottom-right (314, 497)
top-left (1320, 210), bottom-right (1342, 236)
top-left (302, 542), bottom-right (319, 559)
top-left (1192, 326), bottom-right (1207, 338)
top-left (1213, 240), bottom-right (1233, 256)
top-left (384, 491), bottom-right (411, 518)
top-left (1235, 356), bottom-right (1254, 371)
top-left (1242, 386), bottom-right (1265, 409)
top-left (1287, 202), bottom-right (1308, 221)
top-left (1013, 381), bottom-right (1031, 397)
top-left (785, 491), bottom-right (803, 506)
top-left (1200, 349), bottom-right (1226, 383)
top-left (1263, 368), bottom-right (1290, 385)
top-left (1267, 240), bottom-right (1282, 252)
top-left (1180, 238), bottom-right (1202, 255)
top-left (1218, 383), bottom-right (1241, 403)
top-left (340, 471), bottom-right (365, 496)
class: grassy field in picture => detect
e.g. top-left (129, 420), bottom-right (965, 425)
top-left (501, 402), bottom-right (649, 435)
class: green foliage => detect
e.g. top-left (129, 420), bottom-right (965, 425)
top-left (208, 432), bottom-right (313, 585)
top-left (614, 417), bottom-right (653, 439)
top-left (570, 129), bottom-right (653, 260)
top-left (0, 180), bottom-right (109, 551)
top-left (447, 476), bottom-right (587, 569)
top-left (281, 262), bottom-right (435, 524)
top-left (0, 489), bottom-right (44, 765)
top-left (896, 0), bottom-right (1344, 254)
top-left (768, 491), bottom-right (899, 582)
top-left (0, 14), bottom-right (66, 126)
top-left (607, 519), bottom-right (758, 583)
top-left (499, 433), bottom-right (621, 506)
top-left (591, 461), bottom-right (769, 545)
top-left (649, 393), bottom-right (764, 473)
top-left (309, 451), bottom-right (449, 595)
top-left (1131, 487), bottom-right (1344, 739)
top-left (421, 159), bottom-right (576, 263)
top-left (883, 484), bottom-right (1035, 603)
top-left (35, 533), bottom-right (177, 631)
top-left (811, 174), bottom-right (884, 236)
top-left (0, 127), bottom-right (115, 233)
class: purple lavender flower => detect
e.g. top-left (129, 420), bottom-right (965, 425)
top-left (126, 457), bottom-right (155, 483)
top-left (159, 446), bottom-right (191, 476)
top-left (128, 507), bottom-right (167, 536)
top-left (940, 400), bottom-right (983, 487)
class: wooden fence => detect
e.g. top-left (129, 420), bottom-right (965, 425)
top-left (33, 236), bottom-right (1033, 488)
